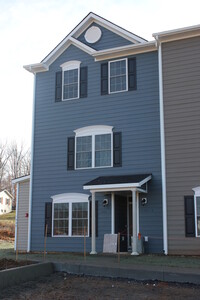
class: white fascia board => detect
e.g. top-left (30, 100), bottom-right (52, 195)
top-left (24, 38), bottom-right (96, 74)
top-left (93, 41), bottom-right (157, 62)
top-left (139, 175), bottom-right (152, 186)
top-left (23, 63), bottom-right (49, 74)
top-left (12, 175), bottom-right (30, 184)
top-left (153, 24), bottom-right (200, 43)
top-left (84, 182), bottom-right (141, 190)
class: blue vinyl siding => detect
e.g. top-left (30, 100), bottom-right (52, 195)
top-left (31, 44), bottom-right (162, 253)
top-left (77, 22), bottom-right (132, 50)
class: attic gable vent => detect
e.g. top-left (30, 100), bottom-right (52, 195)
top-left (84, 26), bottom-right (102, 43)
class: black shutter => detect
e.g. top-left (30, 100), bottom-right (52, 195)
top-left (55, 71), bottom-right (62, 102)
top-left (67, 137), bottom-right (75, 170)
top-left (89, 200), bottom-right (98, 237)
top-left (80, 66), bottom-right (88, 98)
top-left (113, 132), bottom-right (122, 167)
top-left (128, 58), bottom-right (137, 91)
top-left (45, 202), bottom-right (52, 237)
top-left (184, 196), bottom-right (195, 237)
top-left (101, 63), bottom-right (108, 95)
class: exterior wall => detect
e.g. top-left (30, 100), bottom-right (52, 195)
top-left (162, 36), bottom-right (200, 255)
top-left (0, 191), bottom-right (12, 215)
top-left (77, 22), bottom-right (132, 50)
top-left (31, 34), bottom-right (162, 253)
top-left (17, 181), bottom-right (29, 251)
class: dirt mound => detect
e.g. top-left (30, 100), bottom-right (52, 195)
top-left (0, 258), bottom-right (33, 271)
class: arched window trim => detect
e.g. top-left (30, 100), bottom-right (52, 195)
top-left (74, 125), bottom-right (114, 169)
top-left (51, 193), bottom-right (90, 238)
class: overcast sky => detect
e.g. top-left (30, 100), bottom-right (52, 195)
top-left (1, 0), bottom-right (200, 146)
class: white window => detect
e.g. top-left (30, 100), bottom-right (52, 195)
top-left (60, 61), bottom-right (81, 101)
top-left (193, 187), bottom-right (200, 237)
top-left (52, 193), bottom-right (89, 237)
top-left (109, 58), bottom-right (128, 94)
top-left (74, 125), bottom-right (113, 169)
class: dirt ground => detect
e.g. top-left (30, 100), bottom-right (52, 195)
top-left (0, 258), bottom-right (33, 270)
top-left (1, 272), bottom-right (200, 300)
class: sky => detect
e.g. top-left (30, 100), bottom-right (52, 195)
top-left (0, 0), bottom-right (200, 147)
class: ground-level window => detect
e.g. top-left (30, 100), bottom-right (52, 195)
top-left (51, 193), bottom-right (89, 237)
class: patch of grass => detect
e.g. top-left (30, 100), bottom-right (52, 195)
top-left (0, 211), bottom-right (16, 221)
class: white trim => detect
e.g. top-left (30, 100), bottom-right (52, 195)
top-left (83, 175), bottom-right (152, 191)
top-left (74, 125), bottom-right (113, 169)
top-left (14, 183), bottom-right (19, 251)
top-left (24, 12), bottom-right (147, 74)
top-left (158, 42), bottom-right (168, 255)
top-left (51, 193), bottom-right (90, 238)
top-left (74, 125), bottom-right (113, 136)
top-left (60, 60), bottom-right (81, 71)
top-left (153, 24), bottom-right (200, 43)
top-left (108, 58), bottom-right (128, 94)
top-left (192, 187), bottom-right (200, 237)
top-left (111, 192), bottom-right (115, 234)
top-left (27, 74), bottom-right (36, 253)
top-left (93, 41), bottom-right (156, 62)
top-left (12, 175), bottom-right (30, 184)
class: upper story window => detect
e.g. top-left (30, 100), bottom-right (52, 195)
top-left (74, 125), bottom-right (113, 169)
top-left (61, 61), bottom-right (81, 101)
top-left (101, 57), bottom-right (136, 95)
top-left (0, 197), bottom-right (3, 204)
top-left (109, 58), bottom-right (128, 93)
top-left (55, 61), bottom-right (87, 102)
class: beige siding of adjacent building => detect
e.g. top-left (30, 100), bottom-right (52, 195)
top-left (162, 36), bottom-right (200, 255)
top-left (17, 181), bottom-right (30, 251)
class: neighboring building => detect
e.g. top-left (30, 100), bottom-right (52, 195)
top-left (154, 26), bottom-right (200, 255)
top-left (12, 175), bottom-right (30, 251)
top-left (16, 13), bottom-right (200, 255)
top-left (0, 190), bottom-right (13, 215)
top-left (23, 12), bottom-right (163, 255)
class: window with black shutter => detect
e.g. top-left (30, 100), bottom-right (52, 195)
top-left (80, 66), bottom-right (88, 98)
top-left (184, 196), bottom-right (195, 237)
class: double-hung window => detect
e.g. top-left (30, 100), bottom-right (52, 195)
top-left (74, 125), bottom-right (113, 169)
top-left (52, 193), bottom-right (89, 237)
top-left (193, 187), bottom-right (200, 237)
top-left (109, 58), bottom-right (128, 93)
top-left (60, 61), bottom-right (81, 101)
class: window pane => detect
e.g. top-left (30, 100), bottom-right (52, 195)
top-left (63, 69), bottom-right (78, 100)
top-left (197, 217), bottom-right (200, 236)
top-left (53, 203), bottom-right (69, 236)
top-left (76, 136), bottom-right (92, 168)
top-left (196, 197), bottom-right (200, 215)
top-left (95, 134), bottom-right (111, 167)
top-left (72, 202), bottom-right (88, 236)
top-left (110, 60), bottom-right (127, 93)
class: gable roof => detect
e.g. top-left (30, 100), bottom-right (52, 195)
top-left (0, 190), bottom-right (13, 199)
top-left (24, 12), bottom-right (148, 74)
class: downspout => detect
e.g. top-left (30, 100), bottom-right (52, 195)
top-left (27, 74), bottom-right (36, 252)
top-left (157, 38), bottom-right (168, 255)
top-left (14, 183), bottom-right (19, 251)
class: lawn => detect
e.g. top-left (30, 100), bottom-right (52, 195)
top-left (0, 211), bottom-right (15, 240)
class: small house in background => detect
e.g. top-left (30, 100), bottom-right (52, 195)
top-left (0, 190), bottom-right (13, 215)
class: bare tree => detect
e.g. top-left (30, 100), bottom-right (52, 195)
top-left (0, 141), bottom-right (12, 190)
